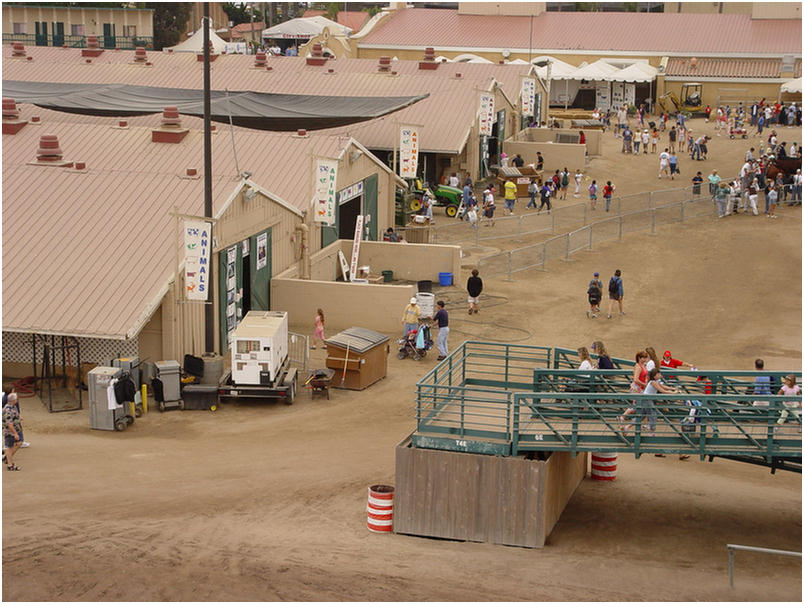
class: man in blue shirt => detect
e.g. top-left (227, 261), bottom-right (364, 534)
top-left (752, 358), bottom-right (773, 406)
top-left (606, 269), bottom-right (624, 319)
top-left (433, 300), bottom-right (449, 361)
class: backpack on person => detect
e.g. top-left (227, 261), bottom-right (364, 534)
top-left (561, 172), bottom-right (569, 187)
top-left (587, 281), bottom-right (602, 302)
top-left (608, 277), bottom-right (619, 296)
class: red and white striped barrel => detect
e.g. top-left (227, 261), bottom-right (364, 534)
top-left (591, 453), bottom-right (618, 481)
top-left (367, 484), bottom-right (394, 533)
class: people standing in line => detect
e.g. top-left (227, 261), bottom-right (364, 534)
top-left (433, 301), bottom-right (450, 361)
top-left (742, 177), bottom-right (760, 215)
top-left (586, 272), bottom-right (602, 318)
top-left (588, 179), bottom-right (598, 210)
top-left (641, 129), bottom-right (650, 155)
top-left (311, 308), bottom-right (327, 350)
top-left (715, 181), bottom-right (730, 218)
top-left (606, 269), bottom-right (624, 319)
top-left (632, 129), bottom-right (641, 154)
top-left (503, 178), bottom-right (517, 215)
top-left (622, 125), bottom-right (633, 153)
top-left (650, 128), bottom-right (660, 153)
top-left (402, 297), bottom-right (421, 336)
top-left (3, 393), bottom-right (23, 471)
top-left (573, 169), bottom-right (583, 198)
top-left (708, 169), bottom-right (721, 199)
top-left (603, 180), bottom-right (615, 212)
top-left (466, 269), bottom-right (483, 315)
top-left (790, 168), bottom-right (802, 206)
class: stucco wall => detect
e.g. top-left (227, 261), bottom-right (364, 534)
top-left (517, 127), bottom-right (602, 156)
top-left (662, 79), bottom-right (794, 108)
top-left (502, 140), bottom-right (586, 177)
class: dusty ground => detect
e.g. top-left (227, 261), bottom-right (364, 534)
top-left (3, 117), bottom-right (802, 602)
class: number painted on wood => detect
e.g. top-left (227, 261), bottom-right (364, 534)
top-left (456, 440), bottom-right (467, 448)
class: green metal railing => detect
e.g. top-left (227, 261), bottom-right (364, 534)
top-left (413, 341), bottom-right (802, 467)
top-left (3, 34), bottom-right (154, 49)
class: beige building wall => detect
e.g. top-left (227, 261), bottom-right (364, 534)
top-left (2, 5), bottom-right (154, 38)
top-left (503, 140), bottom-right (586, 178)
top-left (664, 2), bottom-right (753, 14)
top-left (751, 2), bottom-right (802, 19)
top-left (662, 79), bottom-right (792, 106)
top-left (518, 127), bottom-right (603, 157)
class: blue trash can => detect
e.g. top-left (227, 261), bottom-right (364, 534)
top-left (438, 272), bottom-right (453, 286)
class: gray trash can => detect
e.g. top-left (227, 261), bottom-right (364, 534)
top-left (89, 366), bottom-right (131, 431)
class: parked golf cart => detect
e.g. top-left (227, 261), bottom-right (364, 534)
top-left (408, 180), bottom-right (463, 218)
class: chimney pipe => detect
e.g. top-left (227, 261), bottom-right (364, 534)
top-left (152, 106), bottom-right (189, 143)
top-left (11, 42), bottom-right (26, 57)
top-left (82, 35), bottom-right (104, 58)
top-left (36, 134), bottom-right (64, 162)
top-left (306, 43), bottom-right (327, 66)
top-left (254, 51), bottom-right (267, 67)
top-left (378, 56), bottom-right (391, 72)
top-left (133, 46), bottom-right (147, 62)
top-left (2, 98), bottom-right (27, 134)
top-left (419, 47), bottom-right (438, 70)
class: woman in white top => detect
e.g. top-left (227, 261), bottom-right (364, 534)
top-left (645, 347), bottom-right (660, 373)
top-left (575, 346), bottom-right (595, 394)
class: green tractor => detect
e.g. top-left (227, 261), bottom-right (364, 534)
top-left (408, 179), bottom-right (463, 218)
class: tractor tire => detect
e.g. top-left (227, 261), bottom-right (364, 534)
top-left (409, 198), bottom-right (422, 211)
top-left (445, 204), bottom-right (458, 218)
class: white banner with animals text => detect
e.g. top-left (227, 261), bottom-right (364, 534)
top-left (521, 78), bottom-right (536, 116)
top-left (184, 219), bottom-right (212, 301)
top-left (314, 158), bottom-right (338, 225)
top-left (399, 126), bottom-right (420, 179)
top-left (478, 93), bottom-right (495, 136)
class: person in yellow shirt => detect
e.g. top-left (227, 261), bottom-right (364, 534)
top-left (503, 179), bottom-right (517, 215)
top-left (402, 297), bottom-right (421, 335)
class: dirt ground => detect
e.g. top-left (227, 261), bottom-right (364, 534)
top-left (3, 116), bottom-right (802, 602)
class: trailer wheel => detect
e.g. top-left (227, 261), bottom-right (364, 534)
top-left (114, 419), bottom-right (127, 431)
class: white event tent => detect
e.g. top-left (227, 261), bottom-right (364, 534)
top-left (781, 78), bottom-right (802, 94)
top-left (166, 22), bottom-right (229, 53)
top-left (262, 16), bottom-right (352, 41)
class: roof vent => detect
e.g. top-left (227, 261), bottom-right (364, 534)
top-left (254, 51), bottom-right (267, 67)
top-left (118, 120), bottom-right (128, 128)
top-left (326, 67), bottom-right (335, 74)
top-left (390, 70), bottom-right (398, 76)
top-left (85, 58), bottom-right (93, 64)
top-left (419, 47), bottom-right (437, 70)
top-left (306, 43), bottom-right (327, 66)
top-left (73, 161), bottom-right (87, 171)
top-left (2, 98), bottom-right (27, 134)
top-left (26, 56), bottom-right (33, 61)
top-left (134, 46), bottom-right (147, 63)
top-left (167, 48), bottom-right (174, 54)
top-left (378, 56), bottom-right (391, 72)
top-left (455, 72), bottom-right (462, 79)
top-left (30, 115), bottom-right (41, 123)
top-left (266, 65), bottom-right (273, 71)
top-left (152, 106), bottom-right (189, 143)
top-left (293, 129), bottom-right (309, 138)
top-left (29, 134), bottom-right (72, 167)
top-left (11, 42), bottom-right (26, 57)
top-left (186, 168), bottom-right (197, 176)
top-left (82, 35), bottom-right (104, 58)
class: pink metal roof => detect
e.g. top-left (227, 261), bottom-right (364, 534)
top-left (3, 47), bottom-right (532, 153)
top-left (359, 9), bottom-right (801, 57)
top-left (2, 107), bottom-right (349, 339)
top-left (665, 57), bottom-right (785, 79)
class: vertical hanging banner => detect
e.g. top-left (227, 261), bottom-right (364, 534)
top-left (399, 126), bottom-right (419, 179)
top-left (184, 219), bottom-right (212, 300)
top-left (595, 80), bottom-right (611, 111)
top-left (349, 215), bottom-right (364, 281)
top-left (478, 92), bottom-right (495, 136)
top-left (521, 77), bottom-right (536, 116)
top-left (314, 158), bottom-right (338, 225)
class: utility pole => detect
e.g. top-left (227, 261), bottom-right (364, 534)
top-left (203, 4), bottom-right (214, 352)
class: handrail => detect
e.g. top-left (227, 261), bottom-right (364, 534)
top-left (727, 544), bottom-right (802, 588)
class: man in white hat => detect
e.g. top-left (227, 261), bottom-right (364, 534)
top-left (402, 297), bottom-right (421, 336)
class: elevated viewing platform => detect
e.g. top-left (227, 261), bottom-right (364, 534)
top-left (412, 342), bottom-right (802, 472)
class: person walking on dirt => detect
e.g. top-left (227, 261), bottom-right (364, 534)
top-left (658, 148), bottom-right (670, 179)
top-left (588, 180), bottom-right (598, 210)
top-left (503, 179), bottom-right (517, 215)
top-left (538, 180), bottom-right (553, 213)
top-left (587, 272), bottom-right (602, 318)
top-left (603, 181), bottom-right (615, 212)
top-left (3, 393), bottom-right (23, 471)
top-left (526, 178), bottom-right (539, 209)
top-left (433, 301), bottom-right (450, 361)
top-left (606, 269), bottom-right (624, 319)
top-left (467, 269), bottom-right (483, 315)
top-left (559, 168), bottom-right (570, 200)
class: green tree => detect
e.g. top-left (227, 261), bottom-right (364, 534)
top-left (325, 2), bottom-right (340, 21)
top-left (151, 2), bottom-right (192, 50)
top-left (222, 2), bottom-right (262, 26)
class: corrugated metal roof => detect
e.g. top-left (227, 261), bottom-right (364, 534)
top-left (665, 57), bottom-right (784, 79)
top-left (359, 9), bottom-right (801, 57)
top-left (3, 47), bottom-right (533, 153)
top-left (2, 107), bottom-right (351, 339)
top-left (302, 9), bottom-right (370, 32)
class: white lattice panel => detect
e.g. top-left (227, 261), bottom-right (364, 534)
top-left (2, 331), bottom-right (138, 365)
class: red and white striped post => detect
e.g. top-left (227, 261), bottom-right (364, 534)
top-left (366, 485), bottom-right (394, 532)
top-left (591, 453), bottom-right (618, 481)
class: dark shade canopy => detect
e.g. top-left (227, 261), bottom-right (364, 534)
top-left (3, 80), bottom-right (429, 131)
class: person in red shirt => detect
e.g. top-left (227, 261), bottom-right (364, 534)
top-left (660, 350), bottom-right (694, 379)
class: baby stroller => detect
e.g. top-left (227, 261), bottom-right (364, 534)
top-left (397, 323), bottom-right (433, 360)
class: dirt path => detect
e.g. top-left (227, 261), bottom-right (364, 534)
top-left (3, 117), bottom-right (801, 601)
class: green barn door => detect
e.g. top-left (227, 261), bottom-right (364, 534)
top-left (218, 244), bottom-right (244, 353)
top-left (363, 174), bottom-right (378, 240)
top-left (250, 229), bottom-right (272, 310)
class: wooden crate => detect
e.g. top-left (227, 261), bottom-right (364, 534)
top-left (394, 435), bottom-right (587, 548)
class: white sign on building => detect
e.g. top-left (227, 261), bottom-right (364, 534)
top-left (478, 92), bottom-right (495, 136)
top-left (183, 219), bottom-right (212, 301)
top-left (399, 126), bottom-right (420, 179)
top-left (521, 77), bottom-right (536, 116)
top-left (314, 158), bottom-right (338, 225)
